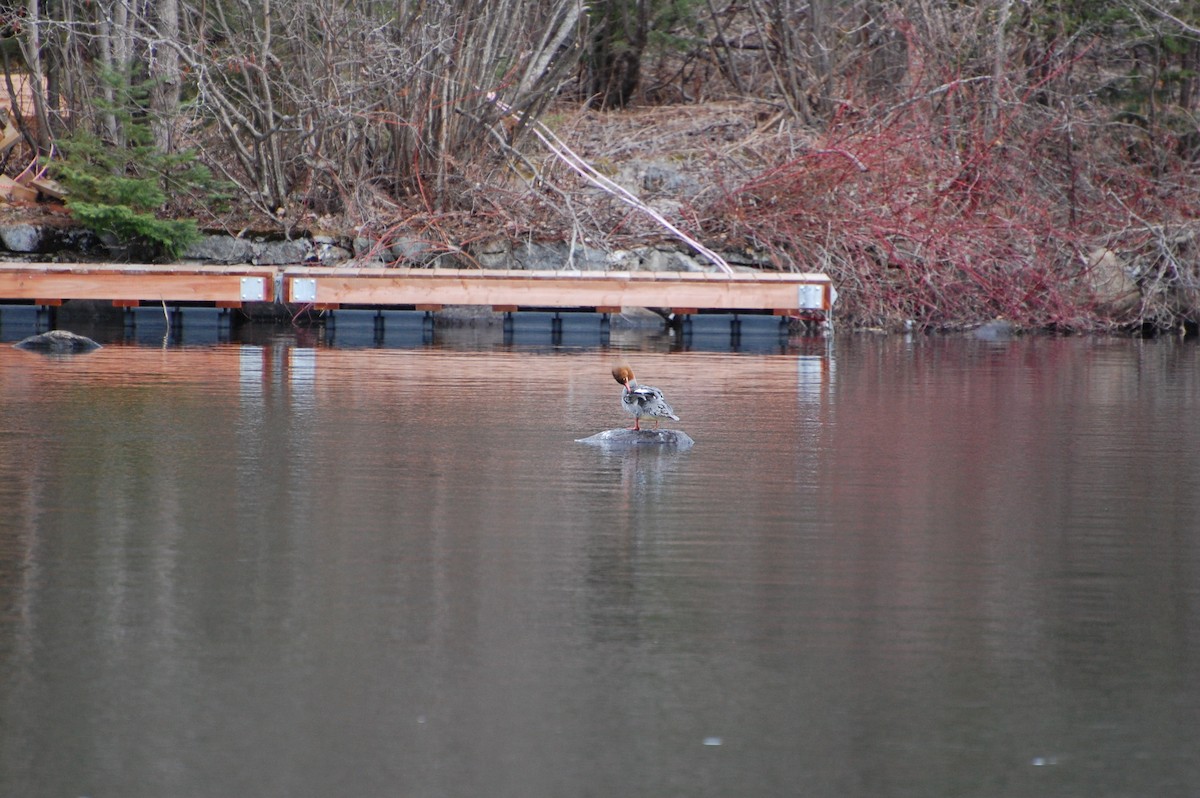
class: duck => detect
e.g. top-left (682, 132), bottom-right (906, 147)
top-left (612, 365), bottom-right (679, 430)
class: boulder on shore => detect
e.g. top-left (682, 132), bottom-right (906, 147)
top-left (13, 330), bottom-right (103, 353)
top-left (576, 428), bottom-right (694, 449)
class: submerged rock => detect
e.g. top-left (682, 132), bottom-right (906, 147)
top-left (13, 330), bottom-right (102, 353)
top-left (576, 428), bottom-right (694, 449)
top-left (972, 319), bottom-right (1016, 341)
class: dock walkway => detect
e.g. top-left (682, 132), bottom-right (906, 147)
top-left (0, 262), bottom-right (836, 318)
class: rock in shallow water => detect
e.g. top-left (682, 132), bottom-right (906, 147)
top-left (13, 330), bottom-right (102, 353)
top-left (575, 428), bottom-right (694, 449)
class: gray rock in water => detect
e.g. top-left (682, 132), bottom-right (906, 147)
top-left (973, 319), bottom-right (1016, 341)
top-left (14, 330), bottom-right (102, 353)
top-left (576, 428), bottom-right (694, 449)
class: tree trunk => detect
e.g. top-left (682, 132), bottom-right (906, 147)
top-left (585, 0), bottom-right (649, 108)
top-left (17, 0), bottom-right (52, 151)
top-left (149, 0), bottom-right (181, 152)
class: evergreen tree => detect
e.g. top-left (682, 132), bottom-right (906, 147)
top-left (50, 72), bottom-right (225, 260)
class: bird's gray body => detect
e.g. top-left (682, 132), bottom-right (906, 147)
top-left (620, 382), bottom-right (679, 426)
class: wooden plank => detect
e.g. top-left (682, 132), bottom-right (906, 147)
top-left (0, 265), bottom-right (275, 303)
top-left (0, 175), bottom-right (38, 203)
top-left (0, 123), bottom-right (20, 153)
top-left (282, 270), bottom-right (831, 312)
top-left (30, 176), bottom-right (68, 200)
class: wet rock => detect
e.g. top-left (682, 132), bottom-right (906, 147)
top-left (0, 223), bottom-right (44, 253)
top-left (972, 319), bottom-right (1015, 341)
top-left (13, 329), bottom-right (102, 353)
top-left (607, 247), bottom-right (705, 272)
top-left (255, 238), bottom-right (312, 265)
top-left (49, 226), bottom-right (106, 255)
top-left (464, 239), bottom-right (727, 273)
top-left (576, 428), bottom-right (694, 449)
top-left (513, 241), bottom-right (608, 271)
top-left (185, 235), bottom-right (257, 264)
top-left (314, 241), bottom-right (352, 265)
top-left (390, 236), bottom-right (437, 265)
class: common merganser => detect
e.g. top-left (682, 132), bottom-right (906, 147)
top-left (612, 365), bottom-right (679, 430)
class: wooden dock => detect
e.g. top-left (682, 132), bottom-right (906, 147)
top-left (0, 263), bottom-right (836, 317)
top-left (0, 263), bottom-right (276, 307)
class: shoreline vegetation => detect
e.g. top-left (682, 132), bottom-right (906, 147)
top-left (2, 1), bottom-right (1199, 333)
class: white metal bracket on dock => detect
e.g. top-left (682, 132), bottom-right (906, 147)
top-left (291, 278), bottom-right (318, 303)
top-left (241, 277), bottom-right (267, 302)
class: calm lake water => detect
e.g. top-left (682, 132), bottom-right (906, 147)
top-left (2, 314), bottom-right (1199, 797)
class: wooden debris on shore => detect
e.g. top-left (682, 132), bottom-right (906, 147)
top-left (0, 116), bottom-right (69, 204)
top-left (0, 175), bottom-right (37, 203)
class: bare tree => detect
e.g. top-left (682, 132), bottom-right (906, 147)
top-left (148, 0), bottom-right (180, 152)
top-left (16, 0), bottom-right (52, 150)
top-left (167, 0), bottom-right (584, 219)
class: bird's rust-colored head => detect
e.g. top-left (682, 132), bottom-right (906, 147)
top-left (612, 365), bottom-right (635, 390)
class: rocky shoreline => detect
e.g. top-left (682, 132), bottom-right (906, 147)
top-left (0, 217), bottom-right (770, 274)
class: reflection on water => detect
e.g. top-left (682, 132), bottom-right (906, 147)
top-left (1, 331), bottom-right (1199, 797)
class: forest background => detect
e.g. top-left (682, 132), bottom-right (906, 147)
top-left (2, 0), bottom-right (1199, 330)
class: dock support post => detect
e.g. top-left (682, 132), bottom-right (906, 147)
top-left (551, 312), bottom-right (563, 344)
top-left (36, 304), bottom-right (57, 332)
top-left (373, 309), bottom-right (386, 346)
